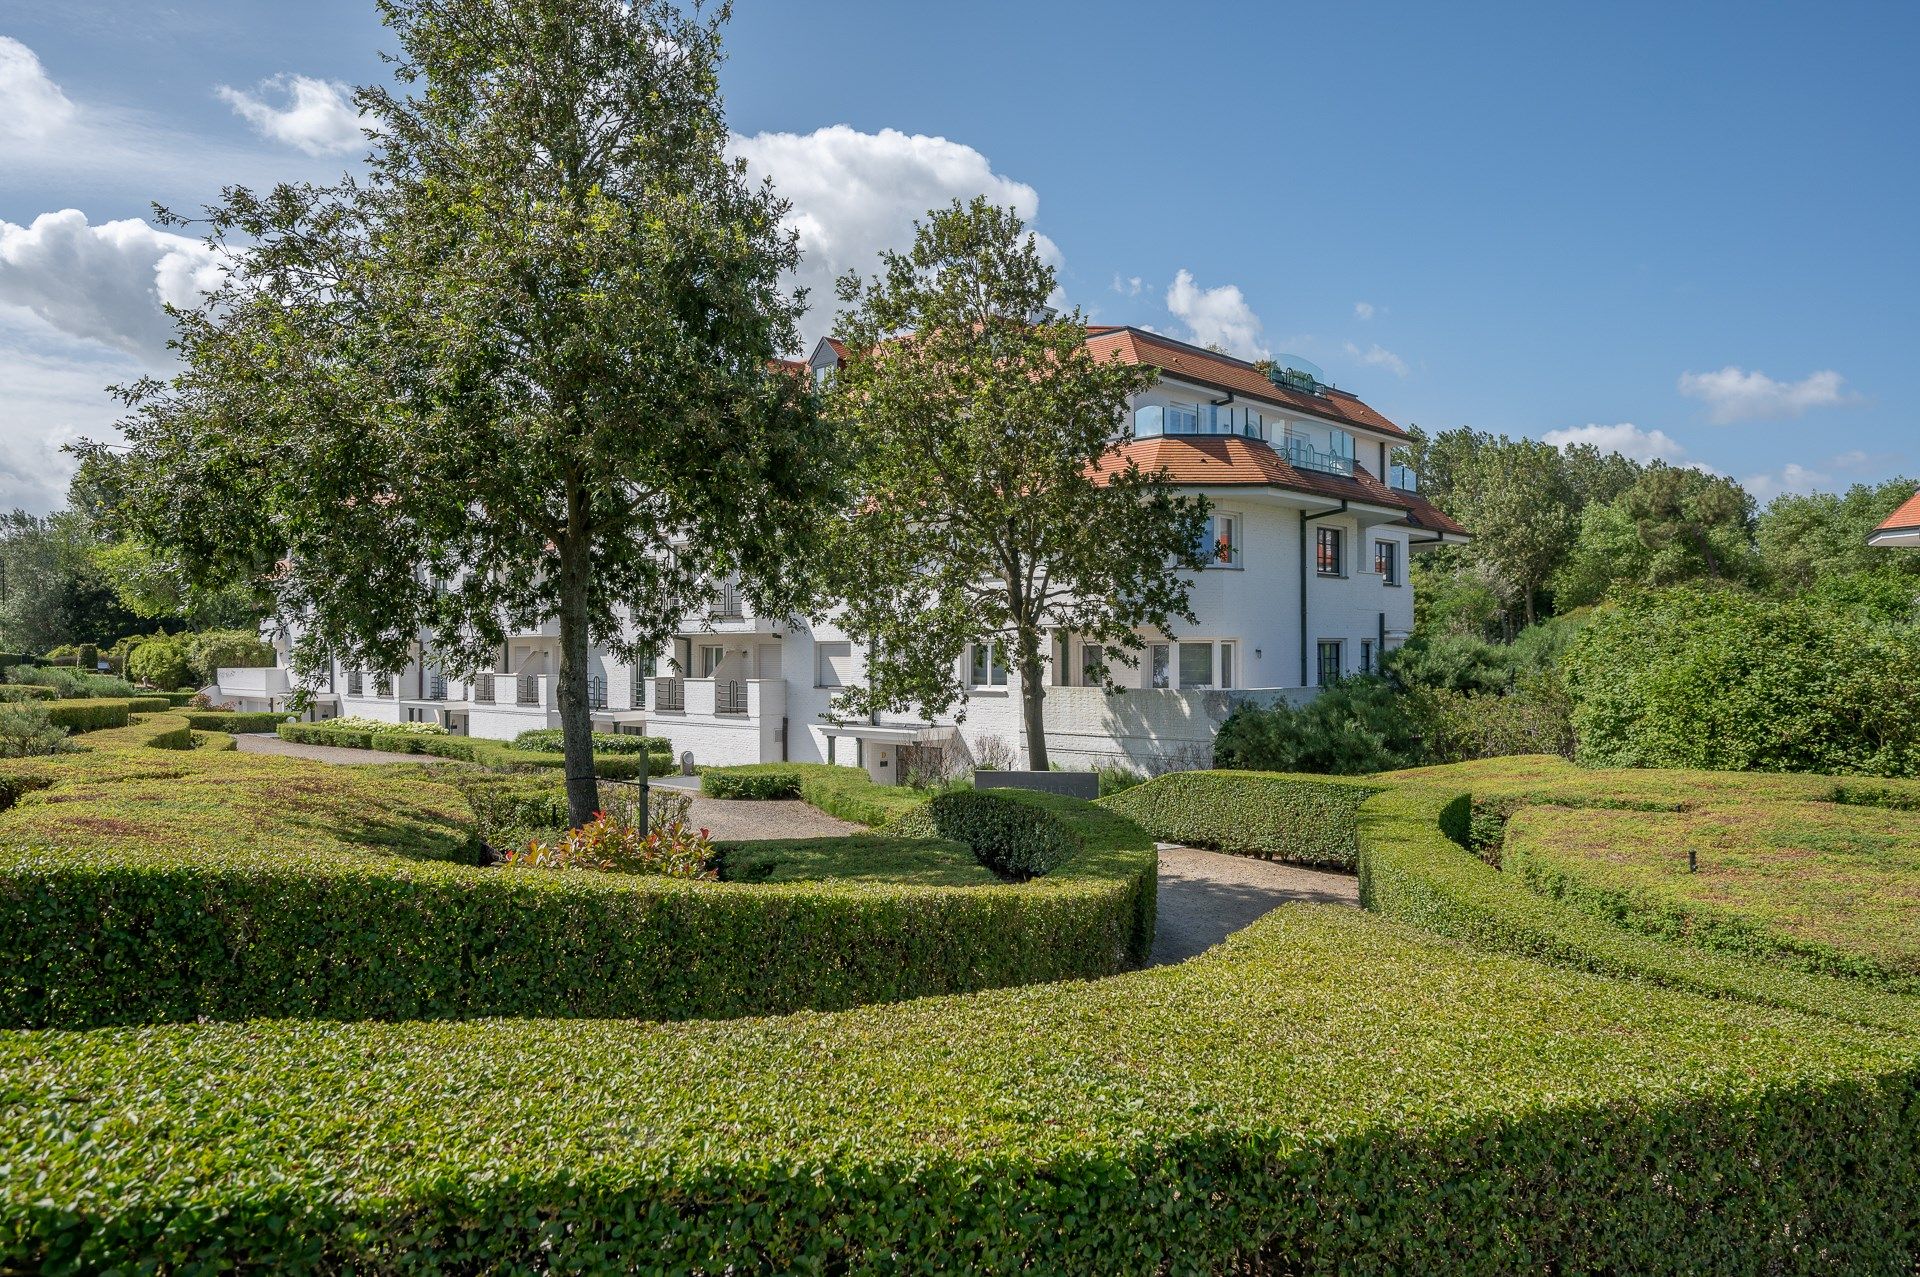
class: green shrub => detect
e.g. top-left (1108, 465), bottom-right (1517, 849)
top-left (182, 710), bottom-right (295, 733)
top-left (43, 700), bottom-right (131, 733)
top-left (4, 905), bottom-right (1916, 1273)
top-left (900, 789), bottom-right (1081, 879)
top-left (0, 686), bottom-right (53, 703)
top-left (1564, 586), bottom-right (1920, 776)
top-left (182, 629), bottom-right (275, 684)
top-left (511, 728), bottom-right (668, 755)
top-left (7, 665), bottom-right (138, 699)
top-left (1100, 769), bottom-right (1381, 868)
top-left (1406, 670), bottom-right (1575, 763)
top-left (702, 766), bottom-right (801, 799)
top-left (126, 633), bottom-right (193, 691)
top-left (1214, 677), bottom-right (1425, 774)
top-left (275, 722), bottom-right (670, 779)
top-left (0, 704), bottom-right (69, 758)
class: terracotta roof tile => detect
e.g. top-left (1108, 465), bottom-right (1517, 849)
top-left (1091, 436), bottom-right (1468, 538)
top-left (1876, 489), bottom-right (1920, 534)
top-left (1084, 327), bottom-right (1410, 440)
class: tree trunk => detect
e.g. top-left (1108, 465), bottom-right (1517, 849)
top-left (1016, 627), bottom-right (1049, 772)
top-left (555, 513), bottom-right (597, 829)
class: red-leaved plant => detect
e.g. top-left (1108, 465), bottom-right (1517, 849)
top-left (507, 809), bottom-right (716, 879)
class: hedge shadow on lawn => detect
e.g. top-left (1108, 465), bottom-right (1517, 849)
top-left (0, 732), bottom-right (1156, 1030)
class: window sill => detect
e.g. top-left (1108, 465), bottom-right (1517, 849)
top-left (1316, 571), bottom-right (1347, 580)
top-left (966, 686), bottom-right (1011, 696)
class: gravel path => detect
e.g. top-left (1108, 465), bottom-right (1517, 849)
top-left (1150, 845), bottom-right (1359, 966)
top-left (234, 734), bottom-right (447, 766)
top-left (683, 795), bottom-right (862, 842)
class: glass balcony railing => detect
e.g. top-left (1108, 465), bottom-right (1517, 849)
top-left (1284, 436), bottom-right (1356, 477)
top-left (1388, 463), bottom-right (1419, 492)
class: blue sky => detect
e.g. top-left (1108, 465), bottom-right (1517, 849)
top-left (2, 1), bottom-right (1914, 511)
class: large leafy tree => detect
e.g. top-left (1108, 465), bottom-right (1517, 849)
top-left (1554, 463), bottom-right (1759, 606)
top-left (827, 198), bottom-right (1210, 770)
top-left (1446, 436), bottom-right (1577, 627)
top-left (93, 0), bottom-right (840, 824)
top-left (0, 508), bottom-right (143, 654)
top-left (1756, 477), bottom-right (1920, 590)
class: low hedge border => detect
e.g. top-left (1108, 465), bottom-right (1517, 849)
top-left (1098, 769), bottom-right (1382, 868)
top-left (277, 721), bottom-right (670, 779)
top-left (182, 710), bottom-right (295, 734)
top-left (43, 698), bottom-right (170, 734)
top-left (4, 906), bottom-right (1916, 1272)
top-left (0, 747), bottom-right (1156, 1028)
top-left (699, 762), bottom-right (930, 827)
top-left (1354, 781), bottom-right (1920, 1036)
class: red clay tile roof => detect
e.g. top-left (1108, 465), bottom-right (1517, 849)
top-left (1092, 435), bottom-right (1468, 538)
top-left (1084, 327), bottom-right (1410, 440)
top-left (1876, 489), bottom-right (1920, 534)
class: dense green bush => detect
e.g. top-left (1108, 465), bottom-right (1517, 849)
top-left (7, 665), bottom-right (138, 699)
top-left (0, 704), bottom-right (69, 758)
top-left (0, 685), bottom-right (53, 703)
top-left (1406, 671), bottom-right (1575, 763)
top-left (511, 727), bottom-right (668, 755)
top-left (1213, 677), bottom-right (1424, 774)
top-left (126, 633), bottom-right (193, 690)
top-left (899, 789), bottom-right (1081, 879)
top-left (278, 722), bottom-right (670, 779)
top-left (1564, 586), bottom-right (1920, 775)
top-left (700, 762), bottom-right (928, 827)
top-left (43, 700), bottom-right (131, 733)
top-left (701, 766), bottom-right (800, 799)
top-left (5, 905), bottom-right (1916, 1273)
top-left (1100, 769), bottom-right (1380, 868)
top-left (182, 710), bottom-right (295, 733)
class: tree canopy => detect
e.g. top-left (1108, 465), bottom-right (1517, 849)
top-left (91, 0), bottom-right (843, 823)
top-left (825, 197), bottom-right (1210, 770)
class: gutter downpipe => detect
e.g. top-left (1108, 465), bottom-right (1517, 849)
top-left (1299, 501), bottom-right (1349, 687)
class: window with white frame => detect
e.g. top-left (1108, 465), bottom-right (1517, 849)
top-left (699, 644), bottom-right (725, 677)
top-left (814, 640), bottom-right (853, 688)
top-left (1167, 402), bottom-right (1200, 435)
top-left (1220, 641), bottom-right (1236, 689)
top-left (1374, 539), bottom-right (1399, 585)
top-left (1176, 640), bottom-right (1236, 689)
top-left (968, 640), bottom-right (1008, 687)
top-left (1149, 643), bottom-right (1171, 689)
top-left (1196, 513), bottom-right (1241, 567)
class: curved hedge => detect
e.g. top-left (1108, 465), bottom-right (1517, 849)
top-left (1098, 769), bottom-right (1379, 867)
top-left (1355, 781), bottom-right (1920, 1036)
top-left (6, 905), bottom-right (1917, 1272)
top-left (278, 720), bottom-right (670, 779)
top-left (700, 762), bottom-right (929, 827)
top-left (42, 697), bottom-right (169, 733)
top-left (182, 710), bottom-right (295, 733)
top-left (0, 737), bottom-right (1156, 1028)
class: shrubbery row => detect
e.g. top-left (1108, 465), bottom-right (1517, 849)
top-left (277, 721), bottom-right (670, 779)
top-left (700, 762), bottom-right (930, 827)
top-left (1099, 769), bottom-right (1381, 867)
top-left (4, 905), bottom-right (1914, 1272)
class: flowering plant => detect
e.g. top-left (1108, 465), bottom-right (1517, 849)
top-left (507, 809), bottom-right (716, 879)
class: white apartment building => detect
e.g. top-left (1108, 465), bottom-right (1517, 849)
top-left (226, 328), bottom-right (1466, 781)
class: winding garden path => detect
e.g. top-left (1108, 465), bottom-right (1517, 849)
top-left (1148, 846), bottom-right (1359, 966)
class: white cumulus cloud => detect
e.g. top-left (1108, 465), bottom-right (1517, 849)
top-left (0, 36), bottom-right (74, 145)
top-left (1542, 422), bottom-right (1691, 464)
top-left (0, 210), bottom-right (226, 359)
top-left (1677, 365), bottom-right (1856, 424)
top-left (1164, 269), bottom-right (1267, 359)
top-left (729, 125), bottom-right (1060, 346)
top-left (217, 74), bottom-right (365, 156)
top-left (1353, 301), bottom-right (1376, 321)
top-left (1342, 341), bottom-right (1408, 378)
top-left (1111, 274), bottom-right (1143, 297)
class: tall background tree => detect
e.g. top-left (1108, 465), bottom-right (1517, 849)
top-left (827, 197), bottom-right (1210, 770)
top-left (92, 0), bottom-right (841, 824)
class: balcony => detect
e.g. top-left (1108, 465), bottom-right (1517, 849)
top-left (654, 676), bottom-right (685, 712)
top-left (215, 666), bottom-right (292, 697)
top-left (709, 581), bottom-right (744, 620)
top-left (473, 672), bottom-right (495, 704)
top-left (716, 679), bottom-right (748, 715)
top-left (1388, 462), bottom-right (1419, 492)
top-left (426, 671), bottom-right (448, 701)
top-left (588, 673), bottom-right (608, 711)
top-left (516, 672), bottom-right (541, 706)
top-left (1284, 434), bottom-right (1356, 478)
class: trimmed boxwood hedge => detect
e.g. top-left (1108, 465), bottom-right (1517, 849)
top-left (0, 734), bottom-right (1156, 1028)
top-left (1099, 769), bottom-right (1381, 867)
top-left (5, 905), bottom-right (1917, 1272)
top-left (182, 709), bottom-right (295, 733)
top-left (277, 721), bottom-right (670, 778)
top-left (894, 788), bottom-right (1082, 879)
top-left (1355, 777), bottom-right (1920, 1036)
top-left (700, 762), bottom-right (928, 827)
top-left (42, 698), bottom-right (169, 733)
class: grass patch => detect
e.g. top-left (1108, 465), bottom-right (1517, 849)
top-left (719, 834), bottom-right (993, 886)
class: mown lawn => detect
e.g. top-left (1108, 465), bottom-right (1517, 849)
top-left (719, 834), bottom-right (997, 886)
top-left (1385, 755), bottom-right (1920, 991)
